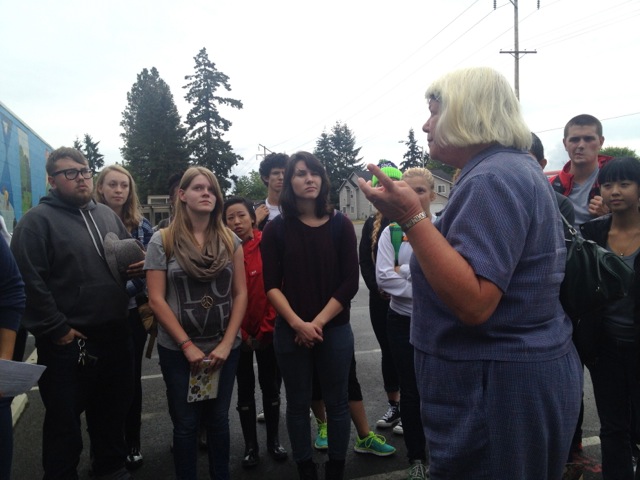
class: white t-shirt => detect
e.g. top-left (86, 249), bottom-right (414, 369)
top-left (265, 199), bottom-right (281, 221)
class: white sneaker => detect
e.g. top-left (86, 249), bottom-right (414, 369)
top-left (393, 420), bottom-right (404, 435)
top-left (257, 409), bottom-right (265, 423)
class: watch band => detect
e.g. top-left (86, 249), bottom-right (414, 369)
top-left (400, 211), bottom-right (427, 232)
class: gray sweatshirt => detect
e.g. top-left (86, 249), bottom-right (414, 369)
top-left (11, 190), bottom-right (131, 342)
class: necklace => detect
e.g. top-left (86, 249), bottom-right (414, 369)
top-left (616, 229), bottom-right (640, 256)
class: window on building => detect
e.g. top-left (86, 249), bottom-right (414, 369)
top-left (437, 184), bottom-right (447, 194)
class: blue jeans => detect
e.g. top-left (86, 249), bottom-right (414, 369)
top-left (274, 319), bottom-right (353, 462)
top-left (158, 345), bottom-right (240, 480)
top-left (386, 309), bottom-right (426, 463)
top-left (36, 336), bottom-right (134, 480)
top-left (589, 340), bottom-right (640, 480)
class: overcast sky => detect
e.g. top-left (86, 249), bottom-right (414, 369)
top-left (2, 0), bottom-right (639, 179)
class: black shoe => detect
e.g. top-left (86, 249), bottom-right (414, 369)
top-left (125, 448), bottom-right (143, 470)
top-left (242, 446), bottom-right (260, 469)
top-left (267, 439), bottom-right (288, 461)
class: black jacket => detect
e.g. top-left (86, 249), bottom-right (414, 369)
top-left (11, 190), bottom-right (131, 342)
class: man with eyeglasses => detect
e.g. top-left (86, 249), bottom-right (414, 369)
top-left (11, 147), bottom-right (140, 479)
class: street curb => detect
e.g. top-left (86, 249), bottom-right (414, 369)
top-left (11, 347), bottom-right (38, 427)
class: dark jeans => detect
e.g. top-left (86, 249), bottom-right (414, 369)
top-left (125, 308), bottom-right (148, 449)
top-left (274, 320), bottom-right (353, 463)
top-left (0, 397), bottom-right (13, 480)
top-left (386, 309), bottom-right (426, 463)
top-left (36, 335), bottom-right (134, 480)
top-left (158, 344), bottom-right (240, 480)
top-left (589, 340), bottom-right (640, 480)
top-left (235, 342), bottom-right (280, 407)
top-left (369, 293), bottom-right (398, 393)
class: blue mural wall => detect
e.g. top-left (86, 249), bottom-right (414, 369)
top-left (0, 101), bottom-right (51, 232)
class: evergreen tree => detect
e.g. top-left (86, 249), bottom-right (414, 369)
top-left (184, 47), bottom-right (243, 192)
top-left (313, 121), bottom-right (363, 205)
top-left (120, 67), bottom-right (190, 201)
top-left (399, 128), bottom-right (424, 170)
top-left (233, 170), bottom-right (267, 200)
top-left (424, 156), bottom-right (456, 176)
top-left (72, 134), bottom-right (104, 172)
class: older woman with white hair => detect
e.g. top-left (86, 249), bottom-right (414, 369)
top-left (359, 67), bottom-right (582, 480)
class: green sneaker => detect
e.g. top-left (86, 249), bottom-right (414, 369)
top-left (407, 459), bottom-right (429, 480)
top-left (314, 419), bottom-right (328, 450)
top-left (354, 431), bottom-right (396, 456)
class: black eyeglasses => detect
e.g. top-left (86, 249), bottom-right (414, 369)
top-left (51, 168), bottom-right (94, 180)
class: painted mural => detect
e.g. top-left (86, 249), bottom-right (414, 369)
top-left (0, 101), bottom-right (50, 233)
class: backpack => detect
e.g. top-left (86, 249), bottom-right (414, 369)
top-left (388, 222), bottom-right (406, 266)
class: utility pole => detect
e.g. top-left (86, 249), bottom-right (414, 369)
top-left (497, 0), bottom-right (538, 99)
top-left (257, 144), bottom-right (273, 161)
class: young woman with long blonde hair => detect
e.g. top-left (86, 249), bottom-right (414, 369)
top-left (145, 167), bottom-right (247, 480)
top-left (94, 164), bottom-right (153, 469)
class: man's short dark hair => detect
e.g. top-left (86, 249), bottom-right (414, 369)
top-left (46, 147), bottom-right (88, 175)
top-left (530, 133), bottom-right (544, 163)
top-left (258, 153), bottom-right (289, 186)
top-left (166, 172), bottom-right (184, 197)
top-left (564, 114), bottom-right (603, 139)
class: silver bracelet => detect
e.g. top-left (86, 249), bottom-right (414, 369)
top-left (400, 211), bottom-right (427, 232)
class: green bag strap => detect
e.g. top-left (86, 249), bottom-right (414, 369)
top-left (388, 222), bottom-right (405, 266)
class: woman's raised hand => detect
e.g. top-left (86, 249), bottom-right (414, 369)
top-left (358, 164), bottom-right (423, 224)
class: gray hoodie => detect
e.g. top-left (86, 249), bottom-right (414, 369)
top-left (11, 190), bottom-right (131, 342)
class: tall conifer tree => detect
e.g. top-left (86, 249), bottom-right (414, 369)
top-left (184, 48), bottom-right (243, 192)
top-left (120, 67), bottom-right (189, 201)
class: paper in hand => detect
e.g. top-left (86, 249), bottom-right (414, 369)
top-left (187, 361), bottom-right (220, 403)
top-left (0, 359), bottom-right (46, 397)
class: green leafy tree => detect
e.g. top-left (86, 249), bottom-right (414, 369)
top-left (424, 156), bottom-right (456, 177)
top-left (313, 121), bottom-right (363, 205)
top-left (233, 170), bottom-right (267, 200)
top-left (73, 134), bottom-right (104, 172)
top-left (120, 67), bottom-right (190, 201)
top-left (399, 129), bottom-right (424, 170)
top-left (600, 146), bottom-right (639, 159)
top-left (184, 47), bottom-right (243, 192)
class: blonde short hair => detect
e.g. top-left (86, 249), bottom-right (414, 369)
top-left (425, 67), bottom-right (531, 151)
top-left (402, 167), bottom-right (434, 190)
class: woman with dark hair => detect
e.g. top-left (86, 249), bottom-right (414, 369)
top-left (261, 151), bottom-right (359, 480)
top-left (145, 167), bottom-right (247, 480)
top-left (223, 197), bottom-right (287, 469)
top-left (580, 157), bottom-right (640, 479)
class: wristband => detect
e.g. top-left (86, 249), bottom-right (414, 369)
top-left (177, 338), bottom-right (192, 349)
top-left (400, 211), bottom-right (427, 232)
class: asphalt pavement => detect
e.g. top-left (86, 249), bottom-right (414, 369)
top-left (10, 222), bottom-right (605, 479)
